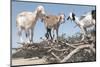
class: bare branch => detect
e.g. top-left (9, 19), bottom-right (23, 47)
top-left (16, 42), bottom-right (25, 45)
top-left (61, 41), bottom-right (77, 48)
top-left (60, 44), bottom-right (94, 63)
top-left (51, 52), bottom-right (61, 61)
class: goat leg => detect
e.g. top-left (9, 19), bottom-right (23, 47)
top-left (17, 28), bottom-right (24, 43)
top-left (29, 28), bottom-right (33, 44)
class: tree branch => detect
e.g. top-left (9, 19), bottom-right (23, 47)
top-left (60, 44), bottom-right (95, 63)
top-left (51, 52), bottom-right (61, 62)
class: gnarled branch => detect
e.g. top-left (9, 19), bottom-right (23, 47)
top-left (60, 44), bottom-right (95, 63)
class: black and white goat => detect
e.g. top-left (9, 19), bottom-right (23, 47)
top-left (67, 10), bottom-right (96, 41)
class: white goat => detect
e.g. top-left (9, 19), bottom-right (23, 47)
top-left (16, 5), bottom-right (45, 43)
top-left (67, 10), bottom-right (96, 41)
top-left (41, 13), bottom-right (65, 40)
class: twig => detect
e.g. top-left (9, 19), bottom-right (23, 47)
top-left (89, 43), bottom-right (95, 53)
top-left (16, 42), bottom-right (25, 45)
top-left (43, 47), bottom-right (51, 49)
top-left (61, 41), bottom-right (77, 48)
top-left (53, 48), bottom-right (69, 52)
top-left (71, 42), bottom-right (85, 46)
top-left (51, 52), bottom-right (61, 62)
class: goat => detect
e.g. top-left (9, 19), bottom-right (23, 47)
top-left (67, 10), bottom-right (96, 41)
top-left (41, 13), bottom-right (65, 41)
top-left (16, 5), bottom-right (45, 44)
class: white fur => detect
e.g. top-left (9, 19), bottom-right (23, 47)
top-left (16, 5), bottom-right (45, 43)
top-left (68, 12), bottom-right (95, 41)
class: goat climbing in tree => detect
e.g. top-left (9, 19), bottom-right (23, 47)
top-left (16, 5), bottom-right (46, 44)
top-left (67, 10), bottom-right (96, 41)
top-left (41, 13), bottom-right (65, 41)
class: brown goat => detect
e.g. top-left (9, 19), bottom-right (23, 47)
top-left (41, 13), bottom-right (65, 40)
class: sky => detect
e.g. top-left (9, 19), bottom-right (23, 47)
top-left (11, 0), bottom-right (95, 48)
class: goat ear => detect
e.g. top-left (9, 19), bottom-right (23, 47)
top-left (72, 13), bottom-right (75, 20)
top-left (72, 13), bottom-right (75, 17)
top-left (91, 10), bottom-right (96, 20)
top-left (67, 16), bottom-right (70, 20)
